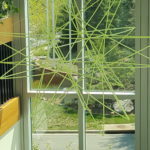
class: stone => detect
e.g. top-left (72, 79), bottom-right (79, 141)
top-left (113, 99), bottom-right (134, 113)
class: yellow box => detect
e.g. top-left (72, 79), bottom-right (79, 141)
top-left (0, 97), bottom-right (20, 136)
top-left (0, 17), bottom-right (13, 45)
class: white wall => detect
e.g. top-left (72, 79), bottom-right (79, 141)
top-left (0, 121), bottom-right (22, 150)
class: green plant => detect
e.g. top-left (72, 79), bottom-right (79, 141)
top-left (0, 0), bottom-right (18, 19)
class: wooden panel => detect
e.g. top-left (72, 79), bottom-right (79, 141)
top-left (0, 97), bottom-right (20, 136)
top-left (0, 17), bottom-right (13, 45)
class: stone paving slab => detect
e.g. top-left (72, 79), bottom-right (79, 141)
top-left (104, 123), bottom-right (135, 132)
top-left (33, 133), bottom-right (135, 150)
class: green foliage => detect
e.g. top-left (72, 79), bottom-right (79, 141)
top-left (84, 0), bottom-right (135, 91)
top-left (29, 0), bottom-right (68, 34)
top-left (0, 0), bottom-right (18, 19)
top-left (85, 39), bottom-right (135, 90)
top-left (29, 0), bottom-right (71, 58)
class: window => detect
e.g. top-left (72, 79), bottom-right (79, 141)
top-left (24, 0), bottom-right (142, 149)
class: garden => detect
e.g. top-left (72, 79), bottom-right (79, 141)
top-left (31, 97), bottom-right (135, 131)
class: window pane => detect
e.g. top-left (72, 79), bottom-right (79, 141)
top-left (28, 0), bottom-right (78, 91)
top-left (86, 98), bottom-right (135, 130)
top-left (85, 97), bottom-right (135, 150)
top-left (84, 0), bottom-right (135, 92)
top-left (31, 95), bottom-right (79, 150)
top-left (82, 0), bottom-right (136, 149)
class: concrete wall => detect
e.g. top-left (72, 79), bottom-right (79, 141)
top-left (0, 121), bottom-right (22, 150)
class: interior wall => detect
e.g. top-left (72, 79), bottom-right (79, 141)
top-left (0, 121), bottom-right (21, 150)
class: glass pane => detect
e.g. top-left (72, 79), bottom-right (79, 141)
top-left (83, 0), bottom-right (136, 149)
top-left (31, 95), bottom-right (79, 150)
top-left (84, 0), bottom-right (135, 92)
top-left (86, 98), bottom-right (135, 130)
top-left (86, 97), bottom-right (135, 150)
top-left (86, 134), bottom-right (134, 150)
top-left (28, 0), bottom-right (78, 91)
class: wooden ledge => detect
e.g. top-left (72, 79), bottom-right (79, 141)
top-left (0, 97), bottom-right (20, 136)
top-left (0, 17), bottom-right (13, 45)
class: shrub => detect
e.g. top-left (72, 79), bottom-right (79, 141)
top-left (0, 0), bottom-right (18, 19)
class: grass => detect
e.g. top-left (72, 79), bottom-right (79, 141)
top-left (31, 98), bottom-right (135, 131)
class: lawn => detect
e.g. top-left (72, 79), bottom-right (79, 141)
top-left (31, 98), bottom-right (135, 131)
